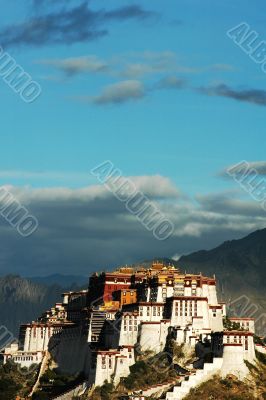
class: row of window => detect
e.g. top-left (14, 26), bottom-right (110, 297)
top-left (29, 328), bottom-right (52, 339)
top-left (139, 306), bottom-right (163, 317)
top-left (123, 315), bottom-right (138, 331)
top-left (101, 357), bottom-right (125, 369)
top-left (175, 300), bottom-right (198, 317)
top-left (12, 356), bottom-right (36, 361)
top-left (122, 299), bottom-right (135, 304)
top-left (123, 320), bottom-right (138, 326)
top-left (226, 335), bottom-right (249, 350)
top-left (124, 326), bottom-right (138, 331)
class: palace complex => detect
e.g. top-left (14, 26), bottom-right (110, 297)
top-left (3, 262), bottom-right (266, 399)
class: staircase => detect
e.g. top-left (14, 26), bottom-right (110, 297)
top-left (29, 351), bottom-right (49, 397)
top-left (52, 381), bottom-right (87, 400)
top-left (139, 379), bottom-right (180, 398)
top-left (90, 310), bottom-right (106, 343)
top-left (165, 358), bottom-right (223, 399)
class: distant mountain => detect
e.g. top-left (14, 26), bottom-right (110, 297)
top-left (29, 273), bottom-right (88, 288)
top-left (178, 228), bottom-right (266, 321)
top-left (1, 229), bottom-right (265, 339)
top-left (139, 230), bottom-right (266, 333)
top-left (0, 275), bottom-right (86, 338)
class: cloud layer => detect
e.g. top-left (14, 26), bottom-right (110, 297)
top-left (0, 3), bottom-right (156, 47)
top-left (0, 173), bottom-right (265, 277)
top-left (91, 80), bottom-right (145, 105)
top-left (220, 161), bottom-right (266, 178)
top-left (37, 51), bottom-right (266, 108)
top-left (199, 84), bottom-right (266, 107)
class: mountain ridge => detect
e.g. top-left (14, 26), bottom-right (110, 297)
top-left (1, 228), bottom-right (265, 338)
top-left (0, 275), bottom-right (85, 337)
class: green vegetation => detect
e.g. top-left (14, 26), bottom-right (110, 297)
top-left (168, 341), bottom-right (185, 359)
top-left (88, 381), bottom-right (115, 400)
top-left (123, 353), bottom-right (177, 390)
top-left (184, 352), bottom-right (266, 400)
top-left (88, 353), bottom-right (177, 400)
top-left (254, 335), bottom-right (266, 346)
top-left (32, 368), bottom-right (84, 399)
top-left (223, 317), bottom-right (243, 331)
top-left (0, 361), bottom-right (38, 399)
top-left (183, 375), bottom-right (255, 400)
top-left (255, 350), bottom-right (266, 366)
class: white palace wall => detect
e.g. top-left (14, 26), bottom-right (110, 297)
top-left (94, 347), bottom-right (134, 387)
top-left (221, 344), bottom-right (249, 380)
top-left (139, 320), bottom-right (170, 353)
top-left (119, 312), bottom-right (139, 346)
top-left (170, 298), bottom-right (210, 329)
top-left (23, 325), bottom-right (58, 352)
top-left (6, 266), bottom-right (261, 390)
top-left (223, 332), bottom-right (255, 363)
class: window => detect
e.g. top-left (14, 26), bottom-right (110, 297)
top-left (130, 291), bottom-right (134, 296)
top-left (109, 358), bottom-right (112, 368)
top-left (123, 292), bottom-right (126, 296)
top-left (175, 305), bottom-right (178, 316)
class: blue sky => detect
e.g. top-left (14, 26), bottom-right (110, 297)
top-left (0, 0), bottom-right (265, 276)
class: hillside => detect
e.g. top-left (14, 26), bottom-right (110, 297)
top-left (1, 228), bottom-right (265, 340)
top-left (178, 228), bottom-right (266, 331)
top-left (0, 275), bottom-right (85, 338)
top-left (139, 229), bottom-right (266, 334)
top-left (29, 274), bottom-right (88, 288)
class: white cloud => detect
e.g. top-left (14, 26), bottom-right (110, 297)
top-left (0, 178), bottom-right (264, 276)
top-left (37, 56), bottom-right (108, 75)
top-left (91, 80), bottom-right (145, 105)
